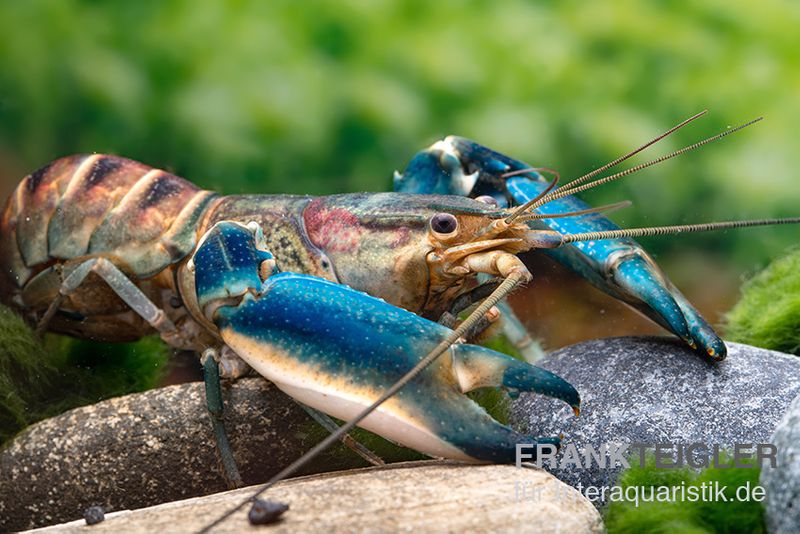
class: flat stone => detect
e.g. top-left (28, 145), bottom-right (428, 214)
top-left (0, 378), bottom-right (389, 532)
top-left (510, 336), bottom-right (800, 498)
top-left (24, 462), bottom-right (603, 533)
top-left (760, 393), bottom-right (800, 534)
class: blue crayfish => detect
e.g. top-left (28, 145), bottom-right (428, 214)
top-left (1, 112), bottom-right (797, 489)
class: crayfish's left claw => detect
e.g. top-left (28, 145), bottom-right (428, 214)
top-left (193, 220), bottom-right (581, 466)
top-left (670, 290), bottom-right (727, 360)
top-left (609, 253), bottom-right (693, 346)
top-left (452, 344), bottom-right (580, 415)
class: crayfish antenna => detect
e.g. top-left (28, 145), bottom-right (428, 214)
top-left (504, 109), bottom-right (708, 223)
top-left (517, 200), bottom-right (632, 221)
top-left (560, 217), bottom-right (800, 243)
top-left (555, 110), bottom-right (708, 194)
top-left (529, 117), bottom-right (763, 211)
top-left (501, 167), bottom-right (559, 223)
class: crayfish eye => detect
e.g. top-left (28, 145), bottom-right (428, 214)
top-left (429, 213), bottom-right (458, 237)
top-left (475, 195), bottom-right (499, 207)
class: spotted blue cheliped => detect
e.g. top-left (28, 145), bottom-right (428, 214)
top-left (394, 136), bottom-right (726, 359)
top-left (193, 221), bottom-right (579, 463)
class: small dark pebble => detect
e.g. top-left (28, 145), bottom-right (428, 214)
top-left (248, 499), bottom-right (289, 525)
top-left (84, 505), bottom-right (105, 525)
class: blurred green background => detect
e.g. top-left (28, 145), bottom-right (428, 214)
top-left (0, 0), bottom-right (798, 349)
top-left (2, 6), bottom-right (800, 526)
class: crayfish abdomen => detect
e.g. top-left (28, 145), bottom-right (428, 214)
top-left (0, 154), bottom-right (215, 342)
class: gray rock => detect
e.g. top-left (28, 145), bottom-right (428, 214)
top-left (0, 378), bottom-right (407, 532)
top-left (25, 461), bottom-right (604, 533)
top-left (510, 336), bottom-right (800, 498)
top-left (761, 393), bottom-right (800, 534)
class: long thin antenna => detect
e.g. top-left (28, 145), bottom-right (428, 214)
top-left (518, 200), bottom-right (632, 221)
top-left (504, 110), bottom-right (707, 223)
top-left (556, 110), bottom-right (708, 193)
top-left (561, 217), bottom-right (800, 243)
top-left (529, 117), bottom-right (762, 211)
top-left (198, 271), bottom-right (527, 533)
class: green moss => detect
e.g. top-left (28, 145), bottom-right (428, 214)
top-left (607, 503), bottom-right (708, 534)
top-left (618, 453), bottom-right (695, 489)
top-left (692, 461), bottom-right (765, 534)
top-left (467, 387), bottom-right (512, 425)
top-left (725, 248), bottom-right (800, 354)
top-left (45, 336), bottom-right (170, 409)
top-left (0, 306), bottom-right (56, 438)
top-left (605, 454), bottom-right (765, 533)
top-left (481, 334), bottom-right (524, 361)
top-left (0, 305), bottom-right (170, 445)
top-left (470, 332), bottom-right (524, 425)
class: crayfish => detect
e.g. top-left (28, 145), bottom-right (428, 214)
top-left (1, 112), bottom-right (797, 519)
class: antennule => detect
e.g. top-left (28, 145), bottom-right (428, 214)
top-left (561, 216), bottom-right (800, 243)
top-left (504, 168), bottom-right (560, 223)
top-left (531, 117), bottom-right (763, 211)
top-left (518, 200), bottom-right (632, 221)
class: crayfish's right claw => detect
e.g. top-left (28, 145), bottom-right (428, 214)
top-left (505, 177), bottom-right (727, 360)
top-left (607, 251), bottom-right (726, 360)
top-left (191, 221), bottom-right (277, 318)
top-left (423, 344), bottom-right (578, 464)
top-left (610, 253), bottom-right (693, 347)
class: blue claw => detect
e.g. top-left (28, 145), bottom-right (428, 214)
top-left (191, 221), bottom-right (277, 312)
top-left (611, 254), bottom-right (692, 345)
top-left (453, 344), bottom-right (580, 412)
top-left (671, 291), bottom-right (727, 360)
top-left (396, 136), bottom-right (727, 360)
top-left (193, 221), bottom-right (580, 463)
